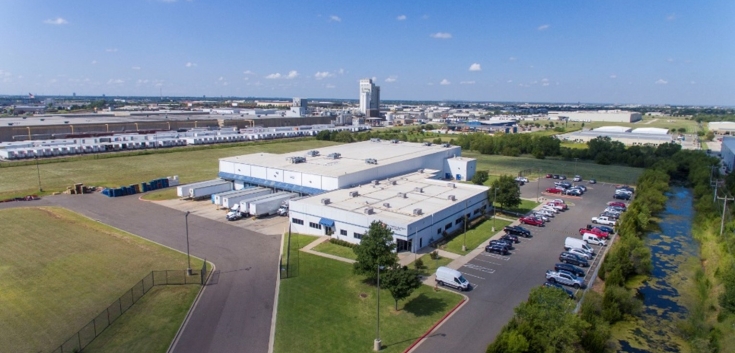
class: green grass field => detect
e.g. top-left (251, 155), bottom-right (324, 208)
top-left (415, 254), bottom-right (454, 277)
top-left (275, 234), bottom-right (463, 353)
top-left (312, 240), bottom-right (358, 260)
top-left (443, 218), bottom-right (513, 255)
top-left (82, 285), bottom-right (200, 353)
top-left (0, 207), bottom-right (203, 353)
top-left (0, 139), bottom-right (341, 199)
top-left (496, 199), bottom-right (540, 215)
top-left (465, 151), bottom-right (643, 185)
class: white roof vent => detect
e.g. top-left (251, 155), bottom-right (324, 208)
top-left (447, 182), bottom-right (456, 188)
top-left (414, 187), bottom-right (424, 193)
top-left (372, 180), bottom-right (379, 185)
top-left (382, 203), bottom-right (391, 208)
top-left (349, 191), bottom-right (359, 197)
top-left (418, 168), bottom-right (424, 173)
top-left (321, 198), bottom-right (331, 205)
top-left (390, 180), bottom-right (397, 185)
top-left (397, 192), bottom-right (407, 198)
top-left (448, 195), bottom-right (456, 201)
top-left (306, 150), bottom-right (320, 157)
top-left (391, 139), bottom-right (399, 144)
top-left (423, 142), bottom-right (432, 146)
top-left (365, 158), bottom-right (378, 165)
top-left (413, 208), bottom-right (423, 215)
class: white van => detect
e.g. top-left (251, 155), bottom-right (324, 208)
top-left (582, 233), bottom-right (607, 246)
top-left (564, 237), bottom-right (595, 256)
top-left (435, 266), bottom-right (470, 291)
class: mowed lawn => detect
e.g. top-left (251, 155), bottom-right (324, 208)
top-left (275, 235), bottom-right (463, 353)
top-left (0, 139), bottom-right (341, 199)
top-left (313, 240), bottom-right (358, 261)
top-left (443, 218), bottom-right (513, 255)
top-left (0, 207), bottom-right (203, 353)
top-left (464, 151), bottom-right (643, 185)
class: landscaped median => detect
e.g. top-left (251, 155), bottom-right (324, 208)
top-left (442, 217), bottom-right (513, 255)
top-left (275, 234), bottom-right (464, 353)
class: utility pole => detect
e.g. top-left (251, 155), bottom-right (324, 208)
top-left (717, 193), bottom-right (734, 236)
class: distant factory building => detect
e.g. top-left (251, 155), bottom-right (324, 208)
top-left (630, 127), bottom-right (669, 135)
top-left (549, 110), bottom-right (642, 123)
top-left (559, 129), bottom-right (673, 146)
top-left (359, 79), bottom-right (380, 118)
top-left (708, 122), bottom-right (735, 135)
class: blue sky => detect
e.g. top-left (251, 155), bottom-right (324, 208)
top-left (1, 0), bottom-right (733, 105)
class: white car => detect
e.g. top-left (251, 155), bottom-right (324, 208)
top-left (532, 213), bottom-right (550, 222)
top-left (537, 209), bottom-right (555, 218)
top-left (568, 247), bottom-right (593, 260)
top-left (542, 206), bottom-right (560, 214)
top-left (552, 199), bottom-right (567, 204)
top-left (592, 216), bottom-right (616, 226)
top-left (515, 176), bottom-right (529, 183)
top-left (573, 175), bottom-right (582, 182)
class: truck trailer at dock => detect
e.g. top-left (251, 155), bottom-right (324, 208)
top-left (249, 193), bottom-right (299, 217)
top-left (221, 188), bottom-right (272, 209)
top-left (187, 180), bottom-right (233, 199)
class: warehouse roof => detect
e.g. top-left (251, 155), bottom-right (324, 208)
top-left (295, 171), bottom-right (488, 224)
top-left (631, 127), bottom-right (669, 135)
top-left (220, 140), bottom-right (463, 178)
top-left (709, 122), bottom-right (735, 132)
top-left (592, 126), bottom-right (632, 133)
top-left (560, 130), bottom-right (674, 142)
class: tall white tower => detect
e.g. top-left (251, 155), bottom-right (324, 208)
top-left (359, 79), bottom-right (380, 117)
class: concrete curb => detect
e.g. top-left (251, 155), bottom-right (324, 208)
top-left (167, 260), bottom-right (216, 353)
top-left (403, 292), bottom-right (469, 353)
top-left (267, 229), bottom-right (288, 353)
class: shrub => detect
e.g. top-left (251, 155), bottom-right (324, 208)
top-left (429, 250), bottom-right (440, 260)
top-left (602, 285), bottom-right (642, 323)
top-left (414, 257), bottom-right (426, 271)
top-left (328, 238), bottom-right (357, 248)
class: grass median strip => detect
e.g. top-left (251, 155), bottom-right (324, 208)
top-left (275, 235), bottom-right (463, 353)
top-left (442, 218), bottom-right (513, 255)
top-left (0, 206), bottom-right (202, 353)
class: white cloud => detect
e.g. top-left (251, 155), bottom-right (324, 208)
top-left (105, 48), bottom-right (118, 53)
top-left (266, 71), bottom-right (299, 79)
top-left (185, 62), bottom-right (196, 67)
top-left (314, 71), bottom-right (333, 80)
top-left (286, 70), bottom-right (299, 79)
top-left (537, 24), bottom-right (550, 31)
top-left (132, 66), bottom-right (141, 70)
top-left (385, 76), bottom-right (397, 83)
top-left (690, 81), bottom-right (696, 85)
top-left (460, 81), bottom-right (475, 85)
top-left (266, 73), bottom-right (282, 79)
top-left (430, 32), bottom-right (452, 39)
top-left (218, 76), bottom-right (224, 81)
top-left (609, 74), bottom-right (617, 79)
top-left (91, 60), bottom-right (97, 65)
top-left (542, 82), bottom-right (550, 86)
top-left (44, 17), bottom-right (68, 25)
top-left (667, 13), bottom-right (677, 21)
top-left (338, 68), bottom-right (345, 75)
top-left (330, 15), bottom-right (341, 22)
top-left (469, 63), bottom-right (482, 71)
top-left (371, 76), bottom-right (377, 81)
top-left (326, 84), bottom-right (336, 89)
top-left (396, 15), bottom-right (406, 21)
top-left (107, 79), bottom-right (124, 85)
top-left (655, 79), bottom-right (668, 85)
top-left (507, 80), bottom-right (513, 83)
top-left (440, 79), bottom-right (451, 85)
top-left (509, 57), bottom-right (516, 61)
top-left (136, 79), bottom-right (149, 85)
top-left (243, 70), bottom-right (255, 75)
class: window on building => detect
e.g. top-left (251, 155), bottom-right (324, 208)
top-left (354, 233), bottom-right (363, 239)
top-left (445, 223), bottom-right (452, 230)
top-left (437, 228), bottom-right (442, 234)
top-left (474, 209), bottom-right (480, 215)
top-left (309, 222), bottom-right (322, 230)
top-left (455, 218), bottom-right (462, 225)
top-left (292, 218), bottom-right (304, 225)
top-left (340, 229), bottom-right (347, 236)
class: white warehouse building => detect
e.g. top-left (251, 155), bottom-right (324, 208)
top-left (721, 137), bottom-right (735, 172)
top-left (288, 170), bottom-right (489, 252)
top-left (218, 139), bottom-right (477, 195)
top-left (548, 110), bottom-right (642, 123)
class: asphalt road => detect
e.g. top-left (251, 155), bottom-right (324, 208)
top-left (0, 194), bottom-right (280, 353)
top-left (414, 178), bottom-right (621, 353)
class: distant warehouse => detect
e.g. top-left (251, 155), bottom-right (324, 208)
top-left (548, 110), bottom-right (642, 123)
top-left (559, 127), bottom-right (673, 146)
top-left (708, 122), bottom-right (735, 135)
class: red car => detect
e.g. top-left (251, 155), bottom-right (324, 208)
top-left (579, 227), bottom-right (609, 239)
top-left (548, 201), bottom-right (568, 210)
top-left (607, 201), bottom-right (627, 208)
top-left (545, 187), bottom-right (562, 194)
top-left (519, 216), bottom-right (544, 226)
top-left (545, 174), bottom-right (553, 178)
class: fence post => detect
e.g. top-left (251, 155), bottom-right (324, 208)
top-left (93, 317), bottom-right (97, 337)
top-left (119, 297), bottom-right (122, 315)
top-left (165, 270), bottom-right (169, 285)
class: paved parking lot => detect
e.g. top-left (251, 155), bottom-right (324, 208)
top-left (413, 178), bottom-right (623, 353)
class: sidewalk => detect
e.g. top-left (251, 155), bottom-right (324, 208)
top-left (300, 236), bottom-right (356, 264)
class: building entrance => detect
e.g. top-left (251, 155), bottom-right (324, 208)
top-left (396, 239), bottom-right (413, 253)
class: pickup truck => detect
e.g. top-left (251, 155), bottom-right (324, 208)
top-left (579, 227), bottom-right (609, 239)
top-left (591, 216), bottom-right (616, 226)
top-left (545, 270), bottom-right (585, 288)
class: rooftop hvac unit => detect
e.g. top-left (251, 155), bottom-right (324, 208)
top-left (365, 158), bottom-right (378, 165)
top-left (413, 208), bottom-right (423, 215)
top-left (448, 195), bottom-right (456, 201)
top-left (287, 156), bottom-right (307, 164)
top-left (397, 192), bottom-right (407, 198)
top-left (372, 180), bottom-right (379, 185)
top-left (423, 142), bottom-right (431, 146)
top-left (326, 152), bottom-right (341, 159)
top-left (382, 203), bottom-right (391, 208)
top-left (349, 191), bottom-right (359, 197)
top-left (442, 143), bottom-right (451, 148)
top-left (321, 198), bottom-right (331, 205)
top-left (418, 168), bottom-right (424, 173)
top-left (306, 150), bottom-right (320, 157)
top-left (414, 187), bottom-right (424, 193)
top-left (364, 207), bottom-right (374, 214)
top-left (391, 139), bottom-right (399, 144)
top-left (447, 182), bottom-right (456, 188)
top-left (390, 180), bottom-right (397, 185)
top-left (370, 138), bottom-right (381, 142)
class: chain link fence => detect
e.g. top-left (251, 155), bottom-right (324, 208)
top-left (50, 262), bottom-right (208, 353)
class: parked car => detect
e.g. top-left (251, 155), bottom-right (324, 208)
top-left (519, 216), bottom-right (544, 226)
top-left (541, 206), bottom-right (560, 214)
top-left (600, 211), bottom-right (620, 220)
top-left (588, 224), bottom-right (614, 234)
top-left (554, 262), bottom-right (586, 277)
top-left (546, 202), bottom-right (565, 211)
top-left (545, 187), bottom-right (562, 194)
top-left (565, 189), bottom-right (582, 196)
top-left (546, 270), bottom-right (585, 288)
top-left (485, 243), bottom-right (510, 255)
top-left (606, 206), bottom-right (626, 213)
top-left (568, 247), bottom-right (593, 260)
top-left (559, 252), bottom-right (589, 267)
top-left (551, 198), bottom-right (566, 204)
top-left (552, 174), bottom-right (560, 179)
top-left (615, 189), bottom-right (633, 197)
top-left (573, 175), bottom-right (582, 182)
top-left (546, 173), bottom-right (553, 178)
top-left (589, 179), bottom-right (597, 184)
top-left (436, 267), bottom-right (470, 291)
top-left (592, 215), bottom-right (616, 226)
top-left (504, 225), bottom-right (532, 237)
top-left (490, 239), bottom-right (514, 250)
top-left (536, 209), bottom-right (555, 218)
top-left (501, 233), bottom-right (520, 244)
top-left (607, 201), bottom-right (627, 208)
top-left (582, 233), bottom-right (608, 246)
top-left (575, 185), bottom-right (587, 192)
top-left (613, 193), bottom-right (631, 200)
top-left (616, 185), bottom-right (635, 193)
top-left (543, 281), bottom-right (576, 299)
top-left (515, 176), bottom-right (529, 183)
top-left (549, 200), bottom-right (568, 209)
top-left (559, 175), bottom-right (567, 180)
top-left (579, 227), bottom-right (609, 239)
top-left (532, 212), bottom-right (550, 222)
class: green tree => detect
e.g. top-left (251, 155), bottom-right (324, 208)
top-left (705, 131), bottom-right (715, 141)
top-left (490, 175), bottom-right (522, 210)
top-left (472, 170), bottom-right (489, 185)
top-left (382, 266), bottom-right (422, 310)
top-left (353, 221), bottom-right (398, 282)
top-left (315, 130), bottom-right (331, 141)
top-left (333, 130), bottom-right (355, 143)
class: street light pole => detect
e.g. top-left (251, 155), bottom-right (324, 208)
top-left (374, 265), bottom-right (382, 351)
top-left (35, 156), bottom-right (42, 192)
top-left (185, 211), bottom-right (192, 275)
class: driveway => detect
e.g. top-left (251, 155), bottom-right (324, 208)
top-left (0, 194), bottom-right (280, 353)
top-left (413, 179), bottom-right (619, 353)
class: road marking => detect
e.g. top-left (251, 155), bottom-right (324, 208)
top-left (461, 272), bottom-right (487, 280)
top-left (480, 253), bottom-right (510, 261)
top-left (463, 263), bottom-right (496, 274)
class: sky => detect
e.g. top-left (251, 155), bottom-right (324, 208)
top-left (1, 0), bottom-right (734, 106)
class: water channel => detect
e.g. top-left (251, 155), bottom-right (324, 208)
top-left (616, 187), bottom-right (699, 352)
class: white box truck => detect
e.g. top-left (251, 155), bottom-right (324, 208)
top-left (435, 266), bottom-right (470, 291)
top-left (221, 188), bottom-right (271, 209)
top-left (248, 193), bottom-right (298, 218)
top-left (564, 237), bottom-right (595, 256)
top-left (189, 180), bottom-right (233, 199)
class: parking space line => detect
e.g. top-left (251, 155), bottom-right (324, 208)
top-left (472, 258), bottom-right (504, 266)
top-left (461, 272), bottom-right (487, 280)
top-left (480, 253), bottom-right (510, 261)
top-left (463, 263), bottom-right (496, 274)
